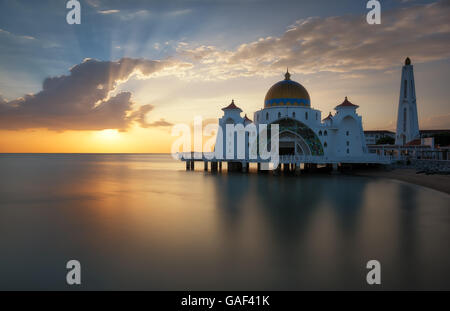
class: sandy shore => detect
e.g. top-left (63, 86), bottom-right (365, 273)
top-left (352, 168), bottom-right (450, 195)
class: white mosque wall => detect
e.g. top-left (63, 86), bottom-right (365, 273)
top-left (331, 108), bottom-right (367, 157)
top-left (253, 106), bottom-right (322, 127)
top-left (215, 106), bottom-right (369, 162)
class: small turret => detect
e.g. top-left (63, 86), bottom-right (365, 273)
top-left (335, 96), bottom-right (359, 110)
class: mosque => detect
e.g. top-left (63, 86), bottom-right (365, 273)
top-left (180, 58), bottom-right (448, 171)
top-left (212, 69), bottom-right (382, 169)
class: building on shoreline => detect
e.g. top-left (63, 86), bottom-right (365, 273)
top-left (180, 59), bottom-right (449, 171)
top-left (364, 130), bottom-right (395, 145)
top-left (180, 70), bottom-right (389, 172)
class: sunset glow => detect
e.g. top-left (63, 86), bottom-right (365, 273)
top-left (0, 0), bottom-right (449, 153)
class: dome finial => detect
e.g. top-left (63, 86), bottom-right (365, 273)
top-left (405, 57), bottom-right (411, 65)
top-left (284, 68), bottom-right (291, 80)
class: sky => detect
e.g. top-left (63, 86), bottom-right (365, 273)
top-left (0, 0), bottom-right (449, 152)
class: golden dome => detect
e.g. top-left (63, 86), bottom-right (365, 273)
top-left (264, 70), bottom-right (310, 108)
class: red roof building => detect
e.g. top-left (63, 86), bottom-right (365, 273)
top-left (405, 138), bottom-right (422, 146)
top-left (322, 112), bottom-right (333, 121)
top-left (335, 96), bottom-right (359, 109)
top-left (222, 99), bottom-right (242, 112)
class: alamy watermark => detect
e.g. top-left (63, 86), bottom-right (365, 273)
top-left (366, 260), bottom-right (381, 285)
top-left (66, 259), bottom-right (81, 285)
top-left (66, 0), bottom-right (81, 25)
top-left (171, 116), bottom-right (280, 170)
top-left (366, 0), bottom-right (381, 25)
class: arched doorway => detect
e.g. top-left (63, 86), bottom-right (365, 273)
top-left (258, 118), bottom-right (324, 156)
top-left (279, 130), bottom-right (312, 155)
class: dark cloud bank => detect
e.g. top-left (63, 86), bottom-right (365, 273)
top-left (0, 58), bottom-right (177, 131)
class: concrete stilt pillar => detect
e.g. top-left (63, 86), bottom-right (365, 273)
top-left (211, 162), bottom-right (218, 172)
top-left (190, 161), bottom-right (194, 170)
top-left (186, 161), bottom-right (190, 170)
top-left (242, 162), bottom-right (248, 173)
top-left (204, 161), bottom-right (208, 171)
top-left (273, 164), bottom-right (281, 175)
top-left (257, 163), bottom-right (261, 172)
top-left (294, 164), bottom-right (301, 175)
top-left (219, 161), bottom-right (222, 171)
top-left (331, 163), bottom-right (339, 174)
top-left (228, 162), bottom-right (240, 172)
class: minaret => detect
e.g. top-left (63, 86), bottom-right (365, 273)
top-left (395, 57), bottom-right (419, 145)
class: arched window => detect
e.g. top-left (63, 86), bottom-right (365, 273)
top-left (319, 130), bottom-right (322, 136)
top-left (324, 130), bottom-right (328, 136)
top-left (225, 117), bottom-right (234, 124)
top-left (305, 112), bottom-right (308, 120)
top-left (266, 112), bottom-right (269, 121)
top-left (292, 111), bottom-right (296, 118)
top-left (346, 131), bottom-right (349, 136)
top-left (346, 141), bottom-right (350, 146)
top-left (324, 142), bottom-right (327, 148)
top-left (346, 148), bottom-right (350, 154)
top-left (278, 112), bottom-right (281, 119)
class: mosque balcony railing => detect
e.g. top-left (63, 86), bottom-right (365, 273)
top-left (278, 154), bottom-right (391, 164)
top-left (279, 155), bottom-right (326, 164)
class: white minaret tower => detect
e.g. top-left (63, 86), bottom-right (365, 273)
top-left (395, 57), bottom-right (420, 145)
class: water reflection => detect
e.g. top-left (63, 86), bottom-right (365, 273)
top-left (0, 154), bottom-right (449, 290)
top-left (212, 173), bottom-right (371, 289)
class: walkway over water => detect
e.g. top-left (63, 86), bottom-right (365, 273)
top-left (177, 152), bottom-right (393, 165)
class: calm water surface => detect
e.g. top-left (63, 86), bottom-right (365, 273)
top-left (0, 154), bottom-right (449, 290)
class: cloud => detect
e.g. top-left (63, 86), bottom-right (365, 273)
top-left (117, 9), bottom-right (152, 21)
top-left (129, 109), bottom-right (174, 128)
top-left (0, 58), bottom-right (191, 131)
top-left (0, 28), bottom-right (36, 41)
top-left (144, 118), bottom-right (174, 127)
top-left (176, 0), bottom-right (450, 78)
top-left (98, 10), bottom-right (120, 15)
top-left (86, 0), bottom-right (101, 8)
top-left (129, 104), bottom-right (154, 128)
top-left (165, 9), bottom-right (192, 17)
top-left (128, 109), bottom-right (174, 130)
